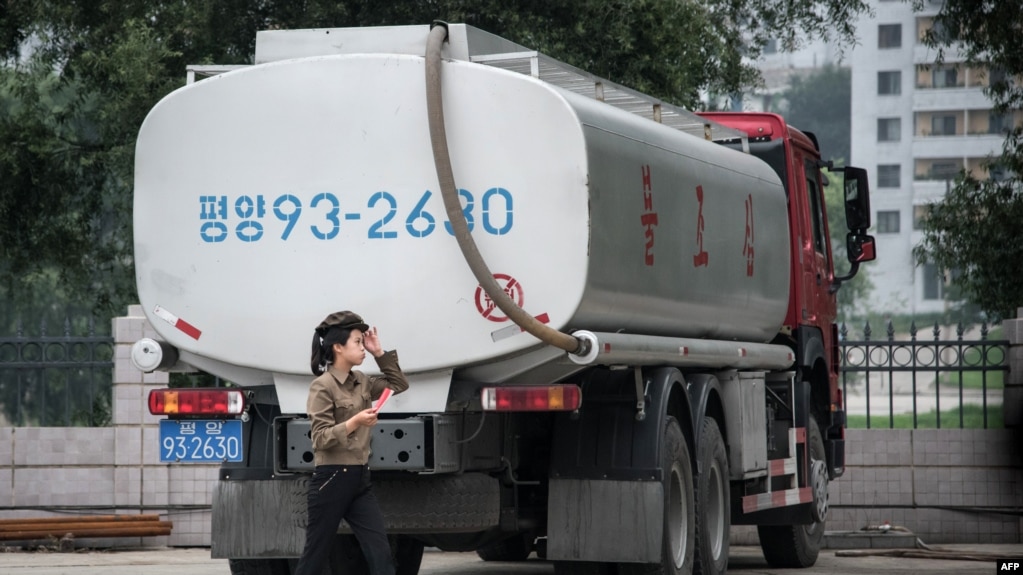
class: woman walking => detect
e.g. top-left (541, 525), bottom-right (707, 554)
top-left (294, 310), bottom-right (410, 575)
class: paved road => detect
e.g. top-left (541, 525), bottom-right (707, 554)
top-left (2, 545), bottom-right (1022, 575)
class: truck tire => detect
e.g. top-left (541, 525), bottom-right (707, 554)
top-left (756, 417), bottom-right (826, 568)
top-left (476, 531), bottom-right (534, 561)
top-left (695, 417), bottom-right (730, 575)
top-left (376, 473), bottom-right (500, 531)
top-left (619, 416), bottom-right (695, 575)
top-left (228, 559), bottom-right (290, 575)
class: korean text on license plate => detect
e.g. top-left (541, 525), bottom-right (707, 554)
top-left (159, 419), bottom-right (243, 462)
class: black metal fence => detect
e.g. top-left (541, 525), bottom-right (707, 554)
top-left (838, 321), bottom-right (1009, 429)
top-left (0, 318), bottom-right (114, 427)
top-left (0, 315), bottom-right (1011, 429)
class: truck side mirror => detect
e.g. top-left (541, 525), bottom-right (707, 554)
top-left (847, 232), bottom-right (876, 263)
top-left (842, 166), bottom-right (871, 232)
top-left (831, 232), bottom-right (876, 293)
top-left (830, 168), bottom-right (876, 294)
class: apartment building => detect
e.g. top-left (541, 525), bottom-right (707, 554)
top-left (850, 0), bottom-right (1020, 315)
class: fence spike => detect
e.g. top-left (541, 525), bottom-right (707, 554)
top-left (886, 320), bottom-right (895, 340)
top-left (864, 321), bottom-right (872, 340)
top-left (64, 316), bottom-right (72, 337)
top-left (981, 322), bottom-right (989, 339)
top-left (840, 322), bottom-right (848, 340)
top-left (933, 322), bottom-right (941, 339)
top-left (910, 320), bottom-right (918, 340)
top-left (956, 321), bottom-right (964, 339)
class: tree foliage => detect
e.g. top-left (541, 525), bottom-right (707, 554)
top-left (913, 0), bottom-right (1023, 320)
top-left (0, 0), bottom-right (872, 319)
top-left (779, 65), bottom-right (851, 164)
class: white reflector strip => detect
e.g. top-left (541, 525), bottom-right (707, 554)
top-left (741, 487), bottom-right (813, 514)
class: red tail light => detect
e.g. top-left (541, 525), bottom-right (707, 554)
top-left (481, 385), bottom-right (582, 412)
top-left (148, 388), bottom-right (245, 416)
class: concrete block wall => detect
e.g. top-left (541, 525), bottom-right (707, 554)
top-left (2, 306), bottom-right (1022, 549)
top-left (0, 305), bottom-right (218, 547)
top-left (825, 428), bottom-right (1023, 544)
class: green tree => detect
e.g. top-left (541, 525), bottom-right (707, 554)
top-left (0, 0), bottom-right (873, 320)
top-left (912, 0), bottom-right (1023, 321)
top-left (779, 65), bottom-right (851, 164)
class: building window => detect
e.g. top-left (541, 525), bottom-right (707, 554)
top-left (931, 114), bottom-right (957, 136)
top-left (990, 111), bottom-right (1013, 134)
top-left (989, 67), bottom-right (1011, 88)
top-left (932, 65), bottom-right (959, 88)
top-left (879, 24), bottom-right (902, 49)
top-left (876, 210), bottom-right (900, 233)
top-left (913, 205), bottom-right (932, 230)
top-left (990, 165), bottom-right (1010, 182)
top-left (877, 164), bottom-right (901, 187)
top-left (878, 118), bottom-right (901, 142)
top-left (878, 71), bottom-right (901, 95)
top-left (929, 161), bottom-right (959, 180)
top-left (922, 263), bottom-right (944, 300)
top-left (929, 19), bottom-right (952, 43)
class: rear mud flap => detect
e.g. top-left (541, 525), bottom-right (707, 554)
top-left (212, 473), bottom-right (500, 559)
top-left (546, 478), bottom-right (662, 563)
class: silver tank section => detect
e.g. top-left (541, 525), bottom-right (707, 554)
top-left (566, 93), bottom-right (789, 342)
top-left (132, 27), bottom-right (790, 407)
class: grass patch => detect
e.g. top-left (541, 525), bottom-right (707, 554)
top-left (938, 369), bottom-right (1004, 390)
top-left (847, 403), bottom-right (1002, 429)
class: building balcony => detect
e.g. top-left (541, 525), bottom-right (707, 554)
top-left (911, 179), bottom-right (951, 204)
top-left (913, 43), bottom-right (964, 65)
top-left (912, 88), bottom-right (993, 110)
top-left (911, 134), bottom-right (1007, 158)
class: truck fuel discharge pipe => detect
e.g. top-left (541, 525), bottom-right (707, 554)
top-left (425, 22), bottom-right (590, 358)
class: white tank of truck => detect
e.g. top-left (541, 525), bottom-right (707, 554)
top-left (132, 24), bottom-right (790, 412)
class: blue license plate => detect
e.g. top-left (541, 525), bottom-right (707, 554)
top-left (159, 419), bottom-right (243, 462)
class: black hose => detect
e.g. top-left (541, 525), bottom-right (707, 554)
top-left (424, 22), bottom-right (585, 355)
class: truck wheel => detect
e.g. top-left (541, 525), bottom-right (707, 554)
top-left (756, 417), bottom-right (826, 568)
top-left (695, 417), bottom-right (729, 575)
top-left (228, 559), bottom-right (290, 575)
top-left (476, 531), bottom-right (534, 561)
top-left (619, 416), bottom-right (695, 575)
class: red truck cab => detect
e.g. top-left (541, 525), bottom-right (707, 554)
top-left (699, 112), bottom-right (876, 478)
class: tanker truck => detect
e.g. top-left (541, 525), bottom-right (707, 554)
top-left (130, 23), bottom-right (876, 575)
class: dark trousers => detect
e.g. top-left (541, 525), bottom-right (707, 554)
top-left (294, 465), bottom-right (395, 575)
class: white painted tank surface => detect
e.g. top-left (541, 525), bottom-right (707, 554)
top-left (133, 53), bottom-right (790, 387)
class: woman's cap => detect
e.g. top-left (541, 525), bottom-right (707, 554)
top-left (317, 311), bottom-right (369, 333)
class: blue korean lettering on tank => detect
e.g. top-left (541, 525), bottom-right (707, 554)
top-left (198, 189), bottom-right (514, 243)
